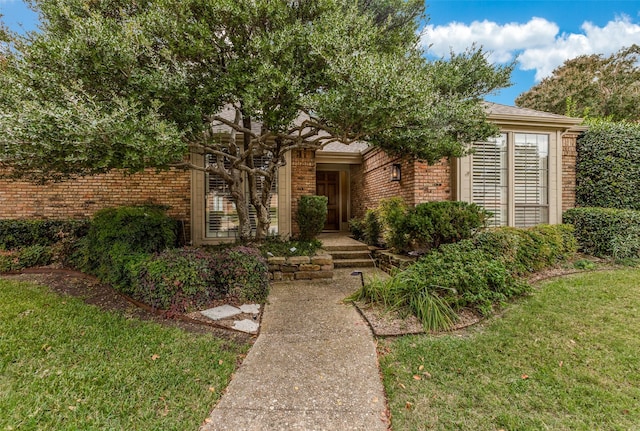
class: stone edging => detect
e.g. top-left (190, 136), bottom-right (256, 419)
top-left (267, 254), bottom-right (334, 280)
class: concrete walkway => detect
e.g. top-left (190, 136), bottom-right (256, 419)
top-left (200, 268), bottom-right (388, 431)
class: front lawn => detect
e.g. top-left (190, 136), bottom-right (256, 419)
top-left (0, 279), bottom-right (249, 431)
top-left (380, 269), bottom-right (640, 430)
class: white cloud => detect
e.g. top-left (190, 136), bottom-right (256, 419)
top-left (421, 15), bottom-right (640, 82)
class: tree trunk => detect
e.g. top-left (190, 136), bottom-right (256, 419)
top-left (229, 169), bottom-right (252, 242)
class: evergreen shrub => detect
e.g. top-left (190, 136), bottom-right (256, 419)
top-left (296, 195), bottom-right (327, 240)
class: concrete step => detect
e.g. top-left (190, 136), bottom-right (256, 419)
top-left (321, 244), bottom-right (370, 252)
top-left (327, 250), bottom-right (372, 260)
top-left (333, 258), bottom-right (375, 268)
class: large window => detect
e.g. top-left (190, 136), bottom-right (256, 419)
top-left (471, 133), bottom-right (549, 227)
top-left (205, 155), bottom-right (278, 238)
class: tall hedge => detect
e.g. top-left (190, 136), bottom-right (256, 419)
top-left (576, 120), bottom-right (640, 209)
top-left (564, 207), bottom-right (640, 259)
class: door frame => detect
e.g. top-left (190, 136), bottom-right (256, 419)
top-left (316, 163), bottom-right (351, 232)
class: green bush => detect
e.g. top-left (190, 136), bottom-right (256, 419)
top-left (211, 246), bottom-right (269, 303)
top-left (0, 219), bottom-right (89, 250)
top-left (576, 120), bottom-right (640, 209)
top-left (79, 206), bottom-right (177, 290)
top-left (352, 224), bottom-right (576, 330)
top-left (378, 197), bottom-right (409, 251)
top-left (0, 245), bottom-right (54, 272)
top-left (348, 218), bottom-right (366, 241)
top-left (402, 201), bottom-right (489, 252)
top-left (564, 207), bottom-right (640, 258)
top-left (133, 248), bottom-right (219, 312)
top-left (296, 195), bottom-right (327, 240)
top-left (259, 237), bottom-right (322, 257)
top-left (363, 209), bottom-right (382, 247)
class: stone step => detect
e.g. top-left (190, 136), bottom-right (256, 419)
top-left (321, 244), bottom-right (370, 252)
top-left (333, 258), bottom-right (375, 268)
top-left (327, 250), bottom-right (372, 260)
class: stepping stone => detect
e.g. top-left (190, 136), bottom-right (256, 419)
top-left (239, 304), bottom-right (261, 314)
top-left (201, 304), bottom-right (241, 320)
top-left (232, 319), bottom-right (260, 334)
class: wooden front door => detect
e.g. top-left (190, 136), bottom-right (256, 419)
top-left (316, 171), bottom-right (339, 230)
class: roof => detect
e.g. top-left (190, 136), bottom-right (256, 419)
top-left (483, 102), bottom-right (584, 128)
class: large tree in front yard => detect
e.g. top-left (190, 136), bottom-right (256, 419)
top-left (0, 0), bottom-right (512, 240)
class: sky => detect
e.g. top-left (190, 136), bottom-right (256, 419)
top-left (1, 0), bottom-right (640, 105)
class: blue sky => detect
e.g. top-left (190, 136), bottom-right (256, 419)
top-left (2, 0), bottom-right (640, 105)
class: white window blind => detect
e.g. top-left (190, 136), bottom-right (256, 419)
top-left (472, 134), bottom-right (508, 226)
top-left (514, 133), bottom-right (548, 227)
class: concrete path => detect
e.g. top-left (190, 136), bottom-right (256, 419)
top-left (200, 268), bottom-right (388, 431)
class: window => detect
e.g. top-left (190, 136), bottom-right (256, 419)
top-left (470, 133), bottom-right (549, 227)
top-left (205, 155), bottom-right (278, 238)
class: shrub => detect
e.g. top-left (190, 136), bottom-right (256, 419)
top-left (211, 246), bottom-right (269, 303)
top-left (0, 245), bottom-right (53, 272)
top-left (296, 195), bottom-right (327, 240)
top-left (564, 207), bottom-right (640, 258)
top-left (259, 237), bottom-right (322, 257)
top-left (576, 120), bottom-right (640, 210)
top-left (79, 206), bottom-right (177, 290)
top-left (352, 224), bottom-right (576, 330)
top-left (378, 197), bottom-right (409, 251)
top-left (133, 248), bottom-right (218, 312)
top-left (349, 218), bottom-right (366, 242)
top-left (0, 219), bottom-right (89, 250)
top-left (363, 209), bottom-right (382, 247)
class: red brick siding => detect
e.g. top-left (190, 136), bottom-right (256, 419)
top-left (352, 148), bottom-right (452, 218)
top-left (290, 150), bottom-right (316, 234)
top-left (0, 169), bottom-right (191, 231)
top-left (562, 132), bottom-right (579, 212)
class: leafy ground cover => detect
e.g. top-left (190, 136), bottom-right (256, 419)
top-left (0, 278), bottom-right (249, 431)
top-left (380, 269), bottom-right (640, 430)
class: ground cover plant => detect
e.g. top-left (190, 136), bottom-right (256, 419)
top-left (0, 279), bottom-right (248, 431)
top-left (351, 224), bottom-right (576, 330)
top-left (380, 269), bottom-right (640, 430)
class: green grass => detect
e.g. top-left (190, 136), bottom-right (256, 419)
top-left (381, 269), bottom-right (640, 430)
top-left (0, 279), bottom-right (249, 431)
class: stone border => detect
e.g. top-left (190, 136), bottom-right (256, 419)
top-left (267, 254), bottom-right (334, 280)
top-left (372, 249), bottom-right (415, 274)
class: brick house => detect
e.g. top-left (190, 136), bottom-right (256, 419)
top-left (0, 103), bottom-right (583, 244)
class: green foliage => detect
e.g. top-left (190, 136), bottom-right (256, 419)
top-left (516, 45), bottom-right (640, 121)
top-left (377, 197), bottom-right (409, 251)
top-left (259, 238), bottom-right (322, 257)
top-left (211, 246), bottom-right (269, 303)
top-left (0, 219), bottom-right (89, 249)
top-left (564, 207), bottom-right (640, 259)
top-left (1, 0), bottom-right (511, 240)
top-left (575, 119), bottom-right (640, 210)
top-left (295, 195), bottom-right (328, 241)
top-left (353, 225), bottom-right (576, 330)
top-left (348, 218), bottom-right (366, 241)
top-left (363, 209), bottom-right (383, 247)
top-left (402, 201), bottom-right (488, 252)
top-left (79, 206), bottom-right (177, 289)
top-left (0, 245), bottom-right (53, 272)
top-left (134, 248), bottom-right (218, 312)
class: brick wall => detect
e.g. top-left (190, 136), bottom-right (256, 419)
top-left (352, 148), bottom-right (452, 218)
top-left (0, 168), bottom-right (191, 232)
top-left (290, 149), bottom-right (316, 234)
top-left (562, 132), bottom-right (579, 212)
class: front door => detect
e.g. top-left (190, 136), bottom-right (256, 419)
top-left (316, 171), bottom-right (339, 230)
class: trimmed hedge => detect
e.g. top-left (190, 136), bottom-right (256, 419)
top-left (0, 219), bottom-right (89, 249)
top-left (351, 224), bottom-right (577, 330)
top-left (576, 120), bottom-right (640, 210)
top-left (131, 246), bottom-right (269, 312)
top-left (564, 207), bottom-right (640, 259)
top-left (296, 195), bottom-right (327, 240)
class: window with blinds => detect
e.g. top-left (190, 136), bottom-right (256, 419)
top-left (205, 155), bottom-right (278, 238)
top-left (514, 133), bottom-right (548, 227)
top-left (471, 133), bottom-right (549, 228)
top-left (472, 134), bottom-right (508, 226)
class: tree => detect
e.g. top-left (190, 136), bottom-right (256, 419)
top-left (515, 45), bottom-right (640, 121)
top-left (0, 0), bottom-right (512, 241)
